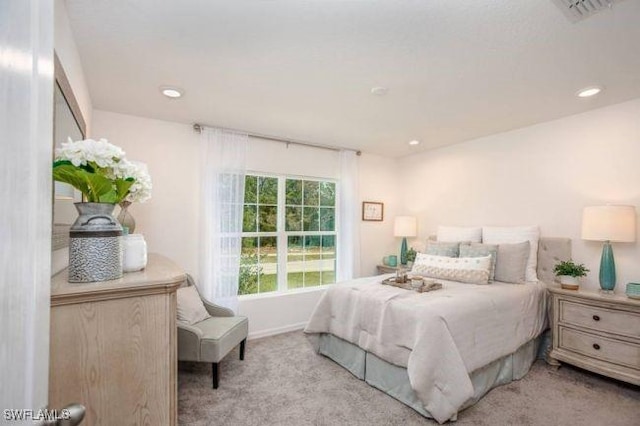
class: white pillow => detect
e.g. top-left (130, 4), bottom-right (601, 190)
top-left (482, 226), bottom-right (540, 282)
top-left (177, 286), bottom-right (211, 325)
top-left (437, 226), bottom-right (482, 243)
top-left (411, 253), bottom-right (492, 284)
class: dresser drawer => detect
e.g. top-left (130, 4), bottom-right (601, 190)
top-left (559, 326), bottom-right (640, 370)
top-left (559, 300), bottom-right (640, 339)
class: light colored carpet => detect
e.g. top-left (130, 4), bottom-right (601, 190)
top-left (178, 331), bottom-right (640, 425)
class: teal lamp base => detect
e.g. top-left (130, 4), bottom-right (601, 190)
top-left (400, 237), bottom-right (408, 265)
top-left (599, 241), bottom-right (616, 293)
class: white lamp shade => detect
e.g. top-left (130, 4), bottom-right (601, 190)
top-left (394, 216), bottom-right (417, 237)
top-left (581, 205), bottom-right (636, 242)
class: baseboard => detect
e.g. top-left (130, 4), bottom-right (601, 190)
top-left (248, 322), bottom-right (307, 340)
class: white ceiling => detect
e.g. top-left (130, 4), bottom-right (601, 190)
top-left (65, 0), bottom-right (640, 157)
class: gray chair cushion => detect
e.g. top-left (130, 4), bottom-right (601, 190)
top-left (194, 315), bottom-right (249, 362)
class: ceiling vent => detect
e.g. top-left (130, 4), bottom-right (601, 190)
top-left (552, 0), bottom-right (625, 22)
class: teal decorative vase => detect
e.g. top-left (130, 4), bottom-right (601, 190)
top-left (599, 241), bottom-right (616, 292)
top-left (400, 237), bottom-right (408, 265)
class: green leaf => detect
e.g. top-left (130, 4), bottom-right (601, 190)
top-left (53, 162), bottom-right (128, 203)
top-left (53, 159), bottom-right (73, 168)
top-left (76, 170), bottom-right (115, 202)
top-left (115, 178), bottom-right (135, 202)
top-left (53, 163), bottom-right (91, 196)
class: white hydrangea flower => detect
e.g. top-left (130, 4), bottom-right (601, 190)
top-left (53, 137), bottom-right (151, 204)
top-left (113, 160), bottom-right (153, 203)
top-left (55, 138), bottom-right (125, 168)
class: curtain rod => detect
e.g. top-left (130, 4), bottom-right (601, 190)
top-left (192, 123), bottom-right (361, 156)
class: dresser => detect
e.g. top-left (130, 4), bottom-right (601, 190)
top-left (548, 286), bottom-right (640, 385)
top-left (49, 254), bottom-right (185, 425)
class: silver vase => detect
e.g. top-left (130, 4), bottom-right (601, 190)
top-left (69, 202), bottom-right (123, 283)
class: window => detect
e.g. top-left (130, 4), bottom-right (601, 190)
top-left (239, 174), bottom-right (337, 295)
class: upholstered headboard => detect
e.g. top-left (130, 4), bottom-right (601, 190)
top-left (536, 237), bottom-right (571, 283)
top-left (426, 236), bottom-right (572, 283)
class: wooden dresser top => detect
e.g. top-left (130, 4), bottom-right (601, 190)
top-left (51, 253), bottom-right (185, 306)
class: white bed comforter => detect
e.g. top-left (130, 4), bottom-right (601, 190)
top-left (304, 275), bottom-right (547, 423)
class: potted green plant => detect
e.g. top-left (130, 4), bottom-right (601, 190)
top-left (554, 260), bottom-right (589, 290)
top-left (406, 247), bottom-right (417, 268)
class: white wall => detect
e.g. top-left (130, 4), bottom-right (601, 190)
top-left (91, 110), bottom-right (400, 337)
top-left (400, 98), bottom-right (640, 293)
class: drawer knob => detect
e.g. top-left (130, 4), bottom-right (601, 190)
top-left (593, 343), bottom-right (601, 350)
top-left (592, 315), bottom-right (600, 321)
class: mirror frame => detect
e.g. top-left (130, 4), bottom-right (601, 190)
top-left (52, 51), bottom-right (87, 251)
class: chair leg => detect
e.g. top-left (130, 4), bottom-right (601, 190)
top-left (212, 363), bottom-right (219, 389)
top-left (239, 338), bottom-right (246, 361)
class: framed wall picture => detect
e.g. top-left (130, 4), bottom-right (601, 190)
top-left (362, 201), bottom-right (384, 221)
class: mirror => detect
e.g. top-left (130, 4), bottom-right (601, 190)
top-left (52, 52), bottom-right (87, 251)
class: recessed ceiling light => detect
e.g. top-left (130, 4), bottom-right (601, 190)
top-left (408, 140), bottom-right (420, 146)
top-left (576, 86), bottom-right (603, 98)
top-left (371, 87), bottom-right (388, 96)
top-left (160, 86), bottom-right (183, 99)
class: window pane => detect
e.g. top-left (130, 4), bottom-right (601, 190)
top-left (239, 237), bottom-right (259, 295)
top-left (304, 236), bottom-right (322, 287)
top-left (258, 205), bottom-right (277, 232)
top-left (287, 236), bottom-right (304, 262)
top-left (285, 206), bottom-right (302, 231)
top-left (321, 235), bottom-right (336, 285)
top-left (258, 176), bottom-right (278, 205)
top-left (319, 207), bottom-right (335, 232)
top-left (303, 207), bottom-right (319, 231)
top-left (322, 270), bottom-right (336, 285)
top-left (303, 180), bottom-right (319, 206)
top-left (321, 235), bottom-right (335, 258)
top-left (320, 181), bottom-right (336, 206)
top-left (243, 205), bottom-right (257, 232)
top-left (287, 236), bottom-right (304, 289)
top-left (242, 236), bottom-right (258, 252)
top-left (259, 237), bottom-right (277, 293)
top-left (285, 178), bottom-right (302, 205)
top-left (244, 175), bottom-right (257, 203)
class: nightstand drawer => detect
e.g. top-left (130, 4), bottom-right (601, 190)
top-left (560, 300), bottom-right (640, 339)
top-left (559, 326), bottom-right (640, 370)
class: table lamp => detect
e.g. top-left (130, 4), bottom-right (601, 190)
top-left (394, 216), bottom-right (417, 266)
top-left (581, 205), bottom-right (636, 292)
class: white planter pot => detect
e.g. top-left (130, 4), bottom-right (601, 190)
top-left (559, 275), bottom-right (579, 290)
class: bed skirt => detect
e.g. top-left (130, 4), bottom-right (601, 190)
top-left (311, 330), bottom-right (550, 421)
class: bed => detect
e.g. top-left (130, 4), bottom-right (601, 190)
top-left (304, 237), bottom-right (570, 423)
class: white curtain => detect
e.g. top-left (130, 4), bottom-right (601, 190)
top-left (337, 150), bottom-right (361, 281)
top-left (199, 127), bottom-right (248, 312)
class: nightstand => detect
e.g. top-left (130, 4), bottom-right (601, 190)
top-left (377, 264), bottom-right (399, 274)
top-left (547, 285), bottom-right (640, 385)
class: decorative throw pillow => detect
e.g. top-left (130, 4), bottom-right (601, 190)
top-left (177, 286), bottom-right (211, 325)
top-left (482, 226), bottom-right (540, 282)
top-left (460, 242), bottom-right (498, 281)
top-left (424, 240), bottom-right (461, 257)
top-left (411, 253), bottom-right (492, 284)
top-left (437, 226), bottom-right (482, 243)
top-left (493, 241), bottom-right (530, 284)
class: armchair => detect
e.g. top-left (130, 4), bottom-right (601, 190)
top-left (177, 275), bottom-right (248, 388)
